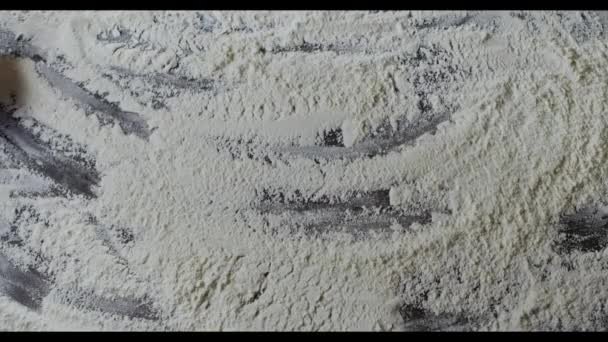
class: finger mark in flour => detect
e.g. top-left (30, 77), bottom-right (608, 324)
top-left (35, 63), bottom-right (151, 140)
top-left (279, 112), bottom-right (450, 160)
top-left (271, 40), bottom-right (356, 55)
top-left (256, 188), bottom-right (436, 236)
top-left (399, 303), bottom-right (474, 331)
top-left (61, 287), bottom-right (160, 321)
top-left (215, 112), bottom-right (449, 163)
top-left (101, 66), bottom-right (218, 110)
top-left (0, 113), bottom-right (100, 198)
top-left (0, 253), bottom-right (50, 310)
top-left (556, 206), bottom-right (608, 254)
top-left (3, 210), bottom-right (153, 319)
top-left (301, 210), bottom-right (433, 237)
top-left (260, 188), bottom-right (390, 212)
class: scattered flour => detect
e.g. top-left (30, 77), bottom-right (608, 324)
top-left (1, 11), bottom-right (608, 331)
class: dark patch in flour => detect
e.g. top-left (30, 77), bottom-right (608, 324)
top-left (62, 287), bottom-right (160, 321)
top-left (0, 253), bottom-right (50, 310)
top-left (399, 303), bottom-right (473, 331)
top-left (0, 113), bottom-right (100, 198)
top-left (256, 188), bottom-right (435, 236)
top-left (557, 206), bottom-right (608, 254)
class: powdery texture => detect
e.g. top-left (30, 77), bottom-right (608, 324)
top-left (1, 11), bottom-right (608, 331)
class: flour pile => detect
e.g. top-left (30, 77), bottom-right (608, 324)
top-left (1, 11), bottom-right (608, 331)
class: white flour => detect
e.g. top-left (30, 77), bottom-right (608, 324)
top-left (1, 10), bottom-right (608, 331)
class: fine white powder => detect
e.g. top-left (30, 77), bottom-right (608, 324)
top-left (1, 10), bottom-right (608, 331)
